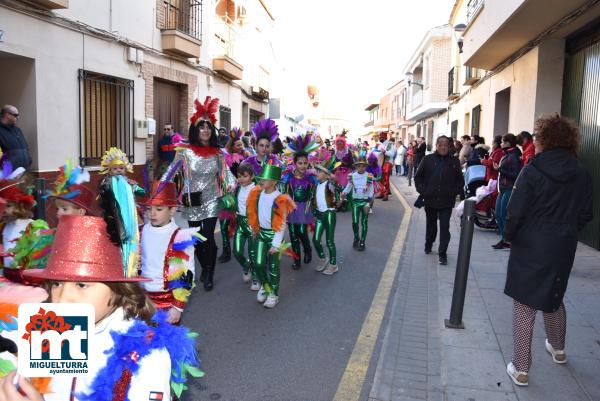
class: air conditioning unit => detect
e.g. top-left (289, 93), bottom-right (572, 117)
top-left (134, 119), bottom-right (148, 139)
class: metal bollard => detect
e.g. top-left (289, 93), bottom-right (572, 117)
top-left (444, 199), bottom-right (476, 329)
top-left (34, 178), bottom-right (46, 220)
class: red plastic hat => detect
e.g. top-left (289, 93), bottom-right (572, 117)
top-left (142, 181), bottom-right (179, 207)
top-left (0, 181), bottom-right (35, 208)
top-left (51, 184), bottom-right (96, 215)
top-left (0, 197), bottom-right (6, 216)
top-left (23, 215), bottom-right (150, 282)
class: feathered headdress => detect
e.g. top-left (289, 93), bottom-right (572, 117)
top-left (100, 147), bottom-right (133, 175)
top-left (287, 133), bottom-right (320, 157)
top-left (229, 127), bottom-right (243, 141)
top-left (48, 159), bottom-right (90, 199)
top-left (190, 96), bottom-right (219, 126)
top-left (252, 119), bottom-right (279, 143)
top-left (354, 149), bottom-right (368, 165)
top-left (0, 161), bottom-right (34, 208)
top-left (314, 153), bottom-right (341, 174)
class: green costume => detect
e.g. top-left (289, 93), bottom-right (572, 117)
top-left (313, 209), bottom-right (337, 264)
top-left (233, 214), bottom-right (255, 279)
top-left (253, 228), bottom-right (281, 295)
top-left (350, 199), bottom-right (370, 242)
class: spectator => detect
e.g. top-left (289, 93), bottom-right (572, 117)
top-left (467, 136), bottom-right (489, 166)
top-left (394, 141), bottom-right (406, 176)
top-left (157, 123), bottom-right (177, 176)
top-left (0, 105), bottom-right (32, 169)
top-left (415, 136), bottom-right (464, 265)
top-left (453, 139), bottom-right (462, 158)
top-left (414, 137), bottom-right (426, 170)
top-left (217, 127), bottom-right (229, 148)
top-left (503, 114), bottom-right (593, 386)
top-left (406, 141), bottom-right (415, 186)
top-left (518, 131), bottom-right (535, 165)
top-left (492, 134), bottom-right (522, 250)
top-left (481, 135), bottom-right (503, 181)
top-left (458, 135), bottom-right (472, 167)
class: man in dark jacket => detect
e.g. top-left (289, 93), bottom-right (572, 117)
top-left (415, 136), bottom-right (464, 265)
top-left (413, 137), bottom-right (426, 170)
top-left (0, 105), bottom-right (32, 169)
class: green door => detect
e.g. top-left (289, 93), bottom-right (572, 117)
top-left (562, 40), bottom-right (600, 249)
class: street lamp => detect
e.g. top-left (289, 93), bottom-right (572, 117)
top-left (405, 72), bottom-right (423, 88)
top-left (454, 23), bottom-right (466, 53)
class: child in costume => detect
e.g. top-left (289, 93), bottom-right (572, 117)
top-left (140, 181), bottom-right (200, 324)
top-left (10, 215), bottom-right (202, 401)
top-left (333, 133), bottom-right (354, 211)
top-left (367, 151), bottom-right (382, 202)
top-left (218, 127), bottom-right (247, 264)
top-left (312, 155), bottom-right (340, 275)
top-left (244, 119), bottom-right (282, 175)
top-left (247, 163), bottom-right (295, 309)
top-left (380, 153), bottom-right (394, 201)
top-left (98, 147), bottom-right (143, 278)
top-left (340, 152), bottom-right (374, 252)
top-left (47, 160), bottom-right (96, 218)
top-left (281, 134), bottom-right (320, 270)
top-left (232, 162), bottom-right (260, 290)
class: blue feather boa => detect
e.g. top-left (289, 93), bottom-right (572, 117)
top-left (78, 311), bottom-right (200, 401)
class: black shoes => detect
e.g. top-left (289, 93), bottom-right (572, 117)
top-left (439, 255), bottom-right (448, 265)
top-left (204, 266), bottom-right (215, 291)
top-left (292, 259), bottom-right (301, 270)
top-left (303, 249), bottom-right (312, 264)
top-left (492, 240), bottom-right (510, 250)
top-left (218, 245), bottom-right (231, 263)
top-left (358, 241), bottom-right (366, 251)
top-left (353, 240), bottom-right (359, 249)
top-left (424, 246), bottom-right (432, 255)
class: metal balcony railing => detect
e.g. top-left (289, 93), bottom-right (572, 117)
top-left (411, 90), bottom-right (423, 110)
top-left (213, 20), bottom-right (238, 58)
top-left (163, 0), bottom-right (203, 40)
top-left (466, 0), bottom-right (484, 24)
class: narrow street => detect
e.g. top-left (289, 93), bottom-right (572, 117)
top-left (180, 195), bottom-right (405, 401)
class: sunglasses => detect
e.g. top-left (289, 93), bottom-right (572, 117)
top-left (164, 128), bottom-right (172, 131)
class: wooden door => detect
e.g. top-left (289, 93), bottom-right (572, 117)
top-left (153, 79), bottom-right (181, 163)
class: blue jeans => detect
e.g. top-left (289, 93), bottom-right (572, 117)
top-left (495, 189), bottom-right (512, 239)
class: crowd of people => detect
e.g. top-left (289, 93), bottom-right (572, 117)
top-left (402, 114), bottom-right (593, 388)
top-left (0, 96), bottom-right (403, 400)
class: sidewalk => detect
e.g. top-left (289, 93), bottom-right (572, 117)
top-left (369, 175), bottom-right (600, 401)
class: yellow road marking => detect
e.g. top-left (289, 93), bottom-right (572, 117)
top-left (333, 181), bottom-right (412, 401)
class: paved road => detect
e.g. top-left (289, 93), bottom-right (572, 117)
top-left (179, 193), bottom-right (406, 401)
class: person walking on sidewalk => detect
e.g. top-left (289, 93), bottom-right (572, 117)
top-left (406, 141), bottom-right (415, 186)
top-left (503, 114), bottom-right (593, 387)
top-left (414, 136), bottom-right (464, 265)
top-left (492, 134), bottom-right (522, 250)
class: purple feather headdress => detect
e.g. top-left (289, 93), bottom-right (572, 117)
top-left (252, 119), bottom-right (279, 143)
top-left (287, 133), bottom-right (320, 156)
top-left (230, 127), bottom-right (243, 141)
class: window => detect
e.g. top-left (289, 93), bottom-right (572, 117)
top-left (451, 120), bottom-right (458, 139)
top-left (471, 105), bottom-right (481, 136)
top-left (219, 105), bottom-right (231, 132)
top-left (464, 112), bottom-right (470, 135)
top-left (162, 0), bottom-right (203, 39)
top-left (79, 70), bottom-right (134, 167)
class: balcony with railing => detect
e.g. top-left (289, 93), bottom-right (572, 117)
top-left (411, 90), bottom-right (423, 110)
top-left (448, 67), bottom-right (459, 100)
top-left (212, 17), bottom-right (243, 80)
top-left (466, 0), bottom-right (484, 25)
top-left (464, 66), bottom-right (481, 85)
top-left (160, 0), bottom-right (203, 58)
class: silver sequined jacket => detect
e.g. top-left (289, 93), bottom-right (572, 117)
top-left (162, 147), bottom-right (236, 221)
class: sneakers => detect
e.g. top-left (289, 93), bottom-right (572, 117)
top-left (439, 255), bottom-right (448, 265)
top-left (323, 263), bottom-right (339, 275)
top-left (545, 339), bottom-right (567, 364)
top-left (264, 295), bottom-right (279, 309)
top-left (292, 259), bottom-right (301, 270)
top-left (424, 246), bottom-right (432, 255)
top-left (250, 280), bottom-right (260, 291)
top-left (315, 258), bottom-right (328, 272)
top-left (352, 240), bottom-right (359, 249)
top-left (506, 362), bottom-right (529, 386)
top-left (256, 287), bottom-right (267, 303)
top-left (242, 271), bottom-right (251, 283)
top-left (358, 241), bottom-right (366, 251)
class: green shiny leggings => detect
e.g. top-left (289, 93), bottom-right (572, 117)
top-left (219, 218), bottom-right (230, 249)
top-left (233, 215), bottom-right (255, 278)
top-left (313, 210), bottom-right (337, 264)
top-left (351, 199), bottom-right (369, 242)
top-left (288, 223), bottom-right (311, 260)
top-left (253, 229), bottom-right (281, 296)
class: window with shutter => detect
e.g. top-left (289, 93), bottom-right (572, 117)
top-left (471, 105), bottom-right (481, 136)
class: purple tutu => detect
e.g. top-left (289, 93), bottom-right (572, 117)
top-left (287, 201), bottom-right (314, 225)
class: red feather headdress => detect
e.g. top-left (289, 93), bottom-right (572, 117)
top-left (190, 96), bottom-right (219, 126)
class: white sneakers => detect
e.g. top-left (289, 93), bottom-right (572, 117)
top-left (264, 295), bottom-right (279, 308)
top-left (242, 271), bottom-right (251, 283)
top-left (250, 280), bottom-right (260, 291)
top-left (545, 339), bottom-right (567, 364)
top-left (323, 263), bottom-right (339, 275)
top-left (506, 362), bottom-right (528, 386)
top-left (315, 258), bottom-right (328, 272)
top-left (256, 287), bottom-right (267, 303)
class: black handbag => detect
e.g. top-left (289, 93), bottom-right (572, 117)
top-left (414, 195), bottom-right (425, 208)
top-left (182, 191), bottom-right (203, 207)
